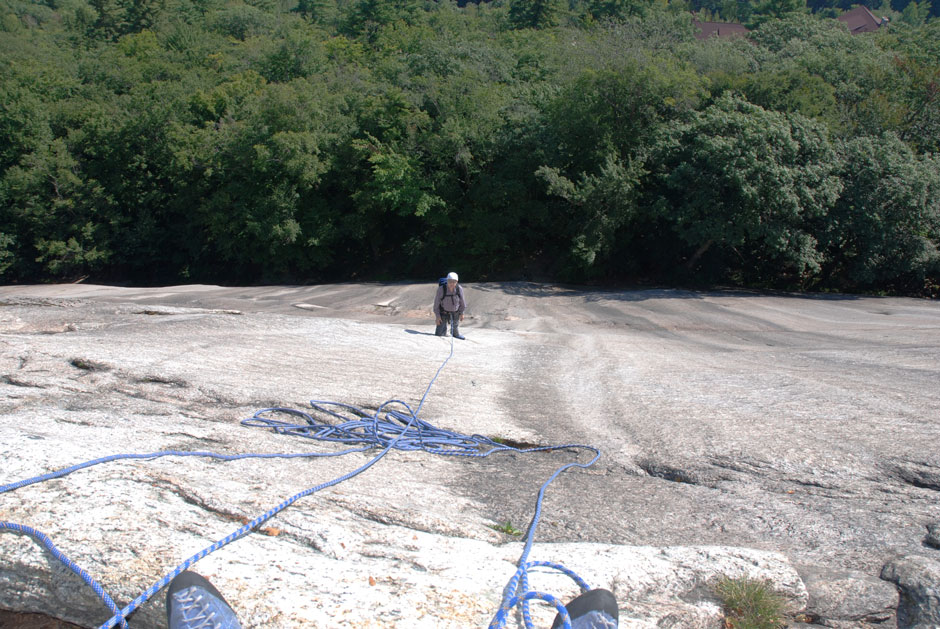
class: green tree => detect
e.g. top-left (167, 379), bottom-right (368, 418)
top-left (2, 0), bottom-right (935, 291)
top-left (0, 232), bottom-right (14, 275)
top-left (755, 0), bottom-right (807, 22)
top-left (718, 0), bottom-right (755, 22)
top-left (293, 0), bottom-right (336, 24)
top-left (544, 57), bottom-right (705, 177)
top-left (509, 0), bottom-right (565, 29)
top-left (585, 0), bottom-right (647, 20)
top-left (1, 136), bottom-right (112, 278)
top-left (209, 4), bottom-right (274, 40)
top-left (885, 52), bottom-right (940, 153)
top-left (747, 11), bottom-right (849, 51)
top-left (342, 0), bottom-right (421, 41)
top-left (88, 0), bottom-right (128, 40)
top-left (740, 67), bottom-right (840, 123)
top-left (876, 22), bottom-right (940, 152)
top-left (537, 153), bottom-right (644, 270)
top-left (351, 134), bottom-right (444, 221)
top-left (748, 15), bottom-right (903, 139)
top-left (0, 81), bottom-right (49, 174)
top-left (83, 0), bottom-right (166, 39)
top-left (823, 133), bottom-right (940, 292)
top-left (650, 93), bottom-right (842, 285)
top-left (179, 78), bottom-right (342, 280)
top-left (899, 0), bottom-right (930, 25)
top-left (125, 0), bottom-right (165, 33)
top-left (254, 26), bottom-right (327, 82)
top-left (534, 51), bottom-right (705, 275)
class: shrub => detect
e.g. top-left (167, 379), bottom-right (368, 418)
top-left (715, 575), bottom-right (786, 629)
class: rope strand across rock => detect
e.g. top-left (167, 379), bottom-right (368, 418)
top-left (1, 333), bottom-right (602, 629)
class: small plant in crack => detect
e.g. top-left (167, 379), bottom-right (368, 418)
top-left (138, 375), bottom-right (188, 387)
top-left (715, 575), bottom-right (786, 629)
top-left (489, 520), bottom-right (523, 536)
top-left (488, 435), bottom-right (542, 449)
top-left (69, 358), bottom-right (111, 372)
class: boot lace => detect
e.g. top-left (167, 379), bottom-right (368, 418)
top-left (172, 585), bottom-right (223, 629)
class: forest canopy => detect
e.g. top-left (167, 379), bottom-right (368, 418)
top-left (1, 0), bottom-right (938, 295)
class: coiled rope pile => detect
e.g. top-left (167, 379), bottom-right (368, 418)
top-left (1, 330), bottom-right (601, 628)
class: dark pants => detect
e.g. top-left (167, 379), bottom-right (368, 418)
top-left (436, 312), bottom-right (460, 337)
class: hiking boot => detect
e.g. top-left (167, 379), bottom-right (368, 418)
top-left (166, 571), bottom-right (242, 629)
top-left (454, 334), bottom-right (466, 340)
top-left (551, 588), bottom-right (618, 629)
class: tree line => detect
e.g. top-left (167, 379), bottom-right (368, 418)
top-left (1, 0), bottom-right (938, 295)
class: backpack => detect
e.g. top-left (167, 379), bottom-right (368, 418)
top-left (438, 277), bottom-right (459, 309)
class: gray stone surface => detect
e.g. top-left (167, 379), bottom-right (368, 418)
top-left (1, 283), bottom-right (939, 628)
top-left (798, 565), bottom-right (897, 626)
top-left (926, 522), bottom-right (940, 549)
top-left (881, 555), bottom-right (940, 628)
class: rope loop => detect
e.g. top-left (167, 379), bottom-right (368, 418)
top-left (1, 331), bottom-right (602, 628)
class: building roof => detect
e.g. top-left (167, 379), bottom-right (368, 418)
top-left (693, 20), bottom-right (751, 40)
top-left (836, 5), bottom-right (888, 34)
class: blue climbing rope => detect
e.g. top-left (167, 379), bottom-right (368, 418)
top-left (1, 331), bottom-right (601, 629)
top-left (0, 522), bottom-right (128, 628)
